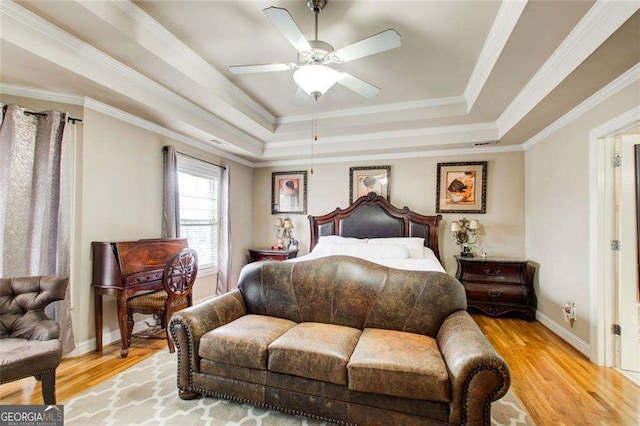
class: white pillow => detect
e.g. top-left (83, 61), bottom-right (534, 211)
top-left (320, 235), bottom-right (368, 244)
top-left (313, 235), bottom-right (367, 255)
top-left (367, 237), bottom-right (426, 258)
top-left (329, 243), bottom-right (409, 259)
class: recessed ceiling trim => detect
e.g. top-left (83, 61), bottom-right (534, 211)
top-left (108, 0), bottom-right (276, 128)
top-left (255, 144), bottom-right (523, 168)
top-left (265, 122), bottom-right (498, 149)
top-left (496, 0), bottom-right (639, 137)
top-left (277, 95), bottom-right (466, 124)
top-left (522, 63), bottom-right (640, 150)
top-left (0, 0), bottom-right (264, 155)
top-left (464, 0), bottom-right (528, 112)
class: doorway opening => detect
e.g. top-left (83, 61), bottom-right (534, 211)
top-left (589, 107), bottom-right (639, 385)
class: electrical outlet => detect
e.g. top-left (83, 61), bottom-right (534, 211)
top-left (563, 302), bottom-right (576, 326)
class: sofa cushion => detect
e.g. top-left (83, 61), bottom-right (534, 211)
top-left (199, 314), bottom-right (296, 370)
top-left (268, 322), bottom-right (361, 385)
top-left (347, 328), bottom-right (450, 402)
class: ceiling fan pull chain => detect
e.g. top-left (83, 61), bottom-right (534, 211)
top-left (310, 100), bottom-right (319, 174)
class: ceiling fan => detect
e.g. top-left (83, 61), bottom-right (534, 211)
top-left (229, 0), bottom-right (401, 104)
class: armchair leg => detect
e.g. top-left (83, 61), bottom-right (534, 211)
top-left (41, 370), bottom-right (57, 405)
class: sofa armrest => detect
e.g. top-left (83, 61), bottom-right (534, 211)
top-left (437, 311), bottom-right (510, 425)
top-left (169, 289), bottom-right (246, 390)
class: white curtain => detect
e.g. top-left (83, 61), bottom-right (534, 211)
top-left (0, 104), bottom-right (75, 353)
top-left (162, 145), bottom-right (180, 239)
top-left (216, 166), bottom-right (232, 295)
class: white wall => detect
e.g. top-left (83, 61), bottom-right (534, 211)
top-left (525, 84), bottom-right (639, 348)
top-left (253, 151), bottom-right (526, 274)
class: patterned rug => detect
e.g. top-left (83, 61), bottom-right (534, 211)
top-left (64, 351), bottom-right (532, 425)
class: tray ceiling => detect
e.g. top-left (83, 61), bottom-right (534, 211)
top-left (0, 0), bottom-right (638, 165)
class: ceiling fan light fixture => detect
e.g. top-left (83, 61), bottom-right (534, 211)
top-left (294, 65), bottom-right (340, 98)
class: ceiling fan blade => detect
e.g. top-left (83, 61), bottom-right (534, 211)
top-left (336, 72), bottom-right (381, 98)
top-left (334, 29), bottom-right (401, 63)
top-left (293, 87), bottom-right (308, 106)
top-left (229, 63), bottom-right (296, 75)
top-left (264, 6), bottom-right (312, 52)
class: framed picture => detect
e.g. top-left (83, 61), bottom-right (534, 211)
top-left (349, 166), bottom-right (391, 204)
top-left (272, 171), bottom-right (307, 214)
top-left (436, 161), bottom-right (487, 213)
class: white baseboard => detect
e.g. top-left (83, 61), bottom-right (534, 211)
top-left (536, 310), bottom-right (591, 357)
top-left (615, 368), bottom-right (640, 386)
top-left (66, 320), bottom-right (153, 358)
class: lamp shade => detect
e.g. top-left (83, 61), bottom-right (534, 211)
top-left (294, 65), bottom-right (340, 97)
top-left (450, 222), bottom-right (461, 232)
top-left (468, 220), bottom-right (479, 230)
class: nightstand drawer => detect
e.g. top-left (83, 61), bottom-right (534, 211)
top-left (254, 253), bottom-right (286, 262)
top-left (465, 283), bottom-right (527, 304)
top-left (461, 262), bottom-right (523, 283)
top-left (248, 249), bottom-right (298, 263)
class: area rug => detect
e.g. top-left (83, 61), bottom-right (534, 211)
top-left (64, 351), bottom-right (533, 425)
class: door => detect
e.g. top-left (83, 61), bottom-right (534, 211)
top-left (616, 132), bottom-right (640, 373)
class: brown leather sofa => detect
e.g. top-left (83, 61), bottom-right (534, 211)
top-left (0, 276), bottom-right (69, 404)
top-left (169, 256), bottom-right (510, 425)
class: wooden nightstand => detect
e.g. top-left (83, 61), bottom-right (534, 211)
top-left (455, 255), bottom-right (536, 321)
top-left (248, 248), bottom-right (299, 263)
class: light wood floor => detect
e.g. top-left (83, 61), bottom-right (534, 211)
top-left (1, 316), bottom-right (638, 425)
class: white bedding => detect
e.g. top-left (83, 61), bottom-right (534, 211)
top-left (287, 236), bottom-right (446, 273)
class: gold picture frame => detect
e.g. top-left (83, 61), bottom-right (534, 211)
top-left (349, 166), bottom-right (391, 204)
top-left (436, 161), bottom-right (487, 213)
top-left (272, 171), bottom-right (307, 214)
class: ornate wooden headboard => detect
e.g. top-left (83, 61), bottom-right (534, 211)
top-left (308, 193), bottom-right (443, 263)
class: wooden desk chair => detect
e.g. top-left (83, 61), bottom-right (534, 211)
top-left (127, 249), bottom-right (198, 352)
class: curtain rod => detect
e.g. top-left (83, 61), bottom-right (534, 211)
top-left (164, 146), bottom-right (227, 170)
top-left (1, 104), bottom-right (82, 124)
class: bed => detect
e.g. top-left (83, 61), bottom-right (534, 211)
top-left (291, 193), bottom-right (444, 272)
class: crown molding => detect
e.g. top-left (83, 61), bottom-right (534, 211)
top-left (464, 0), bottom-right (528, 112)
top-left (523, 63), bottom-right (640, 150)
top-left (277, 96), bottom-right (466, 125)
top-left (0, 0), bottom-right (264, 155)
top-left (497, 0), bottom-right (639, 137)
top-left (83, 97), bottom-right (256, 168)
top-left (255, 144), bottom-right (522, 168)
top-left (109, 0), bottom-right (276, 126)
top-left (0, 83), bottom-right (84, 106)
top-left (0, 81), bottom-right (256, 167)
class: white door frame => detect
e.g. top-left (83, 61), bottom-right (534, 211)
top-left (589, 105), bottom-right (640, 365)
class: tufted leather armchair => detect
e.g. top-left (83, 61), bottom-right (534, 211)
top-left (0, 276), bottom-right (69, 404)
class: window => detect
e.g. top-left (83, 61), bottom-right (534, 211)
top-left (177, 154), bottom-right (221, 270)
